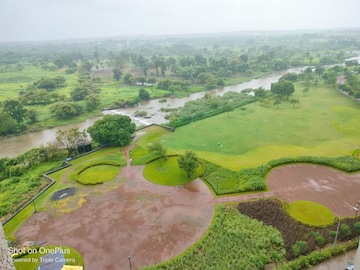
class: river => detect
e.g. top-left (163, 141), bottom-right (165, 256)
top-left (2, 51), bottom-right (360, 159)
top-left (0, 67), bottom-right (306, 158)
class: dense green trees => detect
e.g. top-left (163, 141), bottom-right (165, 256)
top-left (2, 99), bottom-right (27, 123)
top-left (271, 81), bottom-right (295, 100)
top-left (87, 115), bottom-right (135, 146)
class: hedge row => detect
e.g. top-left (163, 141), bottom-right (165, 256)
top-left (202, 156), bottom-right (360, 195)
top-left (274, 240), bottom-right (358, 270)
top-left (71, 161), bottom-right (121, 185)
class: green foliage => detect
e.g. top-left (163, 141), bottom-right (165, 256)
top-left (177, 150), bottom-right (200, 178)
top-left (168, 91), bottom-right (256, 127)
top-left (311, 231), bottom-right (326, 247)
top-left (148, 141), bottom-right (167, 161)
top-left (292, 241), bottom-right (307, 257)
top-left (341, 223), bottom-right (352, 236)
top-left (0, 111), bottom-right (18, 135)
top-left (87, 114), bottom-right (136, 146)
top-left (2, 99), bottom-right (27, 123)
top-left (75, 162), bottom-right (120, 185)
top-left (287, 201), bottom-right (335, 227)
top-left (274, 240), bottom-right (358, 270)
top-left (50, 101), bottom-right (82, 119)
top-left (271, 81), bottom-right (295, 100)
top-left (138, 88), bottom-right (150, 100)
top-left (112, 67), bottom-right (122, 81)
top-left (144, 206), bottom-right (286, 270)
top-left (143, 156), bottom-right (204, 185)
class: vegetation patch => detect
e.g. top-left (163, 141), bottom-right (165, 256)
top-left (143, 156), bottom-right (205, 186)
top-left (287, 201), bottom-right (335, 227)
top-left (144, 205), bottom-right (286, 269)
top-left (237, 198), bottom-right (360, 261)
top-left (75, 162), bottom-right (120, 185)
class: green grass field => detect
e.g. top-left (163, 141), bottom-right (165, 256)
top-left (287, 200), bottom-right (335, 227)
top-left (159, 83), bottom-right (360, 170)
top-left (143, 156), bottom-right (205, 185)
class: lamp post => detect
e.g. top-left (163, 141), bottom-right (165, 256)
top-left (32, 197), bottom-right (37, 213)
top-left (128, 255), bottom-right (132, 270)
top-left (334, 201), bottom-right (359, 247)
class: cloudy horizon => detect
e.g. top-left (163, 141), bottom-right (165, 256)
top-left (0, 0), bottom-right (359, 42)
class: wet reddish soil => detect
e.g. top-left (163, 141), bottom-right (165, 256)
top-left (15, 165), bottom-right (215, 270)
top-left (266, 164), bottom-right (360, 217)
top-left (14, 159), bottom-right (360, 269)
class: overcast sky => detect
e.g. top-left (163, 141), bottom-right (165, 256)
top-left (0, 0), bottom-right (359, 42)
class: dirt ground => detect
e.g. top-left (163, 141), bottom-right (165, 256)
top-left (15, 164), bottom-right (215, 270)
top-left (14, 160), bottom-right (360, 269)
top-left (266, 164), bottom-right (360, 217)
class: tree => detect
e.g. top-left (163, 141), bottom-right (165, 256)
top-left (223, 102), bottom-right (234, 117)
top-left (70, 86), bottom-right (90, 101)
top-left (148, 141), bottom-right (167, 161)
top-left (138, 88), bottom-right (150, 100)
top-left (36, 78), bottom-right (57, 91)
top-left (27, 108), bottom-right (38, 124)
top-left (87, 115), bottom-right (135, 146)
top-left (50, 102), bottom-right (82, 119)
top-left (123, 73), bottom-right (133, 84)
top-left (112, 67), bottom-right (122, 81)
top-left (0, 111), bottom-right (18, 135)
top-left (177, 150), bottom-right (199, 178)
top-left (290, 99), bottom-right (300, 108)
top-left (273, 99), bottom-right (281, 109)
top-left (271, 81), bottom-right (295, 100)
top-left (2, 99), bottom-right (27, 123)
top-left (55, 128), bottom-right (88, 155)
top-left (85, 94), bottom-right (100, 111)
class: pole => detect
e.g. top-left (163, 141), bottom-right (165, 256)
top-left (32, 197), bottom-right (37, 213)
top-left (334, 202), bottom-right (344, 247)
top-left (128, 255), bottom-right (132, 270)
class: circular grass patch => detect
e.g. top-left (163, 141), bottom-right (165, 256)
top-left (287, 200), bottom-right (335, 227)
top-left (143, 156), bottom-right (205, 186)
top-left (77, 164), bottom-right (119, 185)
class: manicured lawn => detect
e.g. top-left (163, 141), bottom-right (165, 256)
top-left (77, 164), bottom-right (119, 184)
top-left (287, 201), bottom-right (335, 227)
top-left (160, 83), bottom-right (360, 170)
top-left (143, 156), bottom-right (205, 185)
top-left (4, 147), bottom-right (126, 239)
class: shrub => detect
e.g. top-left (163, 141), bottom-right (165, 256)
top-left (341, 223), bottom-right (352, 236)
top-left (292, 241), bottom-right (307, 257)
top-left (311, 231), bottom-right (326, 247)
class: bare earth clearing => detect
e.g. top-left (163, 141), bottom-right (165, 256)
top-left (15, 157), bottom-right (360, 269)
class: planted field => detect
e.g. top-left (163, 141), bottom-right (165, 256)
top-left (144, 205), bottom-right (286, 269)
top-left (237, 198), bottom-right (360, 260)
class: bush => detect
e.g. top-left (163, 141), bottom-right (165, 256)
top-left (292, 241), bottom-right (307, 257)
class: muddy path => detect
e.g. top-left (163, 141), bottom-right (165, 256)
top-left (14, 149), bottom-right (360, 269)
